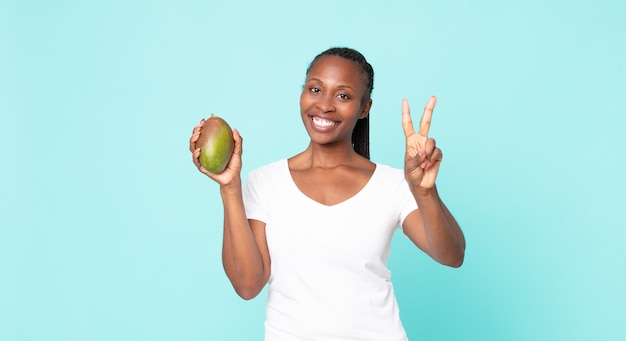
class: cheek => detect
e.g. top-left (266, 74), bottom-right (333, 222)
top-left (299, 93), bottom-right (312, 113)
top-left (299, 95), bottom-right (309, 120)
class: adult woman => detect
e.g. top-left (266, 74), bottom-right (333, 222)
top-left (190, 47), bottom-right (465, 340)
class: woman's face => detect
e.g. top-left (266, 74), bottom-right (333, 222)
top-left (300, 55), bottom-right (372, 148)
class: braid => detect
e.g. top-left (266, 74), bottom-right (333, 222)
top-left (306, 47), bottom-right (374, 159)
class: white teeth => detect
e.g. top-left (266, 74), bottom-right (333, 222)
top-left (312, 117), bottom-right (336, 127)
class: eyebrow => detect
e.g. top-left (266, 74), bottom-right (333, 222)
top-left (307, 78), bottom-right (356, 91)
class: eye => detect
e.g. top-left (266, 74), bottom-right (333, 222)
top-left (309, 87), bottom-right (321, 93)
top-left (337, 93), bottom-right (350, 100)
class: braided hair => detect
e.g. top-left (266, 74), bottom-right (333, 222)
top-left (306, 47), bottom-right (374, 159)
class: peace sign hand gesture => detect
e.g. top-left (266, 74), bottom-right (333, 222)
top-left (402, 96), bottom-right (442, 189)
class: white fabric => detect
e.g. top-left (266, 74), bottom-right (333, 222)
top-left (243, 159), bottom-right (418, 340)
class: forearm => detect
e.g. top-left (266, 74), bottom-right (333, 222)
top-left (220, 182), bottom-right (266, 298)
top-left (411, 185), bottom-right (466, 267)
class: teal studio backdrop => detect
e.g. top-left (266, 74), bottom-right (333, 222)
top-left (1, 0), bottom-right (625, 340)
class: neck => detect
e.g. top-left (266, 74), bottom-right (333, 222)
top-left (297, 142), bottom-right (363, 169)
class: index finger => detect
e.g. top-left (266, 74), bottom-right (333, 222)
top-left (401, 98), bottom-right (415, 138)
top-left (419, 96), bottom-right (437, 136)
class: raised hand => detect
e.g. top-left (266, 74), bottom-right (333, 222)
top-left (401, 96), bottom-right (442, 189)
top-left (189, 118), bottom-right (243, 187)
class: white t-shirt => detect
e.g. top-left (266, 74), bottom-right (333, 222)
top-left (243, 159), bottom-right (418, 341)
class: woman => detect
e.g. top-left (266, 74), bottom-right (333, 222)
top-left (190, 47), bottom-right (465, 340)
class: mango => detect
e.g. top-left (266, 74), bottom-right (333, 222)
top-left (197, 114), bottom-right (234, 173)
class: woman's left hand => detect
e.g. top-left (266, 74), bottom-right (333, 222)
top-left (402, 96), bottom-right (442, 189)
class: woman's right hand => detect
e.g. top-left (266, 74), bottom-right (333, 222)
top-left (189, 118), bottom-right (243, 187)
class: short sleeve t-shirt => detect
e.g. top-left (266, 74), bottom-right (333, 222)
top-left (243, 159), bottom-right (418, 341)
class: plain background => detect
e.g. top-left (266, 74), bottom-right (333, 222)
top-left (2, 0), bottom-right (625, 340)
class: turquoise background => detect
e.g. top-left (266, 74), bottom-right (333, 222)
top-left (2, 0), bottom-right (625, 340)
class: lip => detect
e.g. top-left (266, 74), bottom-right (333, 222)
top-left (309, 115), bottom-right (340, 132)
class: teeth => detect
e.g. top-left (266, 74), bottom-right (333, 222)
top-left (313, 117), bottom-right (336, 127)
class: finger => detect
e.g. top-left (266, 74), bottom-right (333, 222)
top-left (232, 129), bottom-right (243, 156)
top-left (191, 118), bottom-right (204, 134)
top-left (424, 148), bottom-right (442, 170)
top-left (189, 131), bottom-right (201, 152)
top-left (192, 148), bottom-right (203, 169)
top-left (432, 148), bottom-right (442, 163)
top-left (401, 98), bottom-right (415, 138)
top-left (419, 96), bottom-right (437, 137)
top-left (419, 138), bottom-right (437, 168)
top-left (423, 137), bottom-right (437, 157)
top-left (189, 119), bottom-right (205, 152)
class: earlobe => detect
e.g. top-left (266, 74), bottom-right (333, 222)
top-left (359, 99), bottom-right (373, 119)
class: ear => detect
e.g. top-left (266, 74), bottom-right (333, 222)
top-left (359, 98), bottom-right (373, 119)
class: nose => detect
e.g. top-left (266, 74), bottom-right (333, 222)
top-left (317, 92), bottom-right (336, 113)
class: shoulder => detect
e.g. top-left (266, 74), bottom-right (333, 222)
top-left (250, 158), bottom-right (286, 173)
top-left (372, 163), bottom-right (409, 189)
top-left (374, 163), bottom-right (404, 179)
top-left (246, 159), bottom-right (288, 183)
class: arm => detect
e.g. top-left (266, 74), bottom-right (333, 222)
top-left (189, 119), bottom-right (271, 299)
top-left (401, 97), bottom-right (466, 267)
top-left (402, 185), bottom-right (465, 267)
top-left (220, 182), bottom-right (271, 299)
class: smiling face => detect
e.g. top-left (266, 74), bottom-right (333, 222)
top-left (300, 55), bottom-right (372, 149)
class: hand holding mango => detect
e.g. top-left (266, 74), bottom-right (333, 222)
top-left (195, 114), bottom-right (235, 174)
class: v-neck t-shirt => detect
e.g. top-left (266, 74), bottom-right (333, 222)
top-left (243, 159), bottom-right (418, 340)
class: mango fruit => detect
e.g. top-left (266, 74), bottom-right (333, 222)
top-left (197, 114), bottom-right (234, 173)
